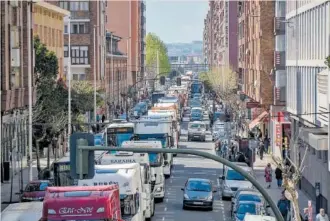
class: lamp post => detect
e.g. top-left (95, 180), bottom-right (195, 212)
top-left (68, 16), bottom-right (72, 139)
top-left (93, 25), bottom-right (99, 123)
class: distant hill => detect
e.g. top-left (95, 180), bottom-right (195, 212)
top-left (166, 41), bottom-right (203, 56)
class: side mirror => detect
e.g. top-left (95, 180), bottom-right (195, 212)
top-left (213, 190), bottom-right (217, 193)
top-left (266, 205), bottom-right (271, 208)
top-left (220, 175), bottom-right (225, 180)
top-left (181, 188), bottom-right (184, 191)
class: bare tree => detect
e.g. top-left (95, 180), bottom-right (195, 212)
top-left (272, 128), bottom-right (308, 221)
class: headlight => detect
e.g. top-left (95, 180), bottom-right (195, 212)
top-left (207, 195), bottom-right (213, 201)
top-left (223, 182), bottom-right (230, 190)
top-left (184, 194), bottom-right (189, 199)
top-left (156, 187), bottom-right (163, 192)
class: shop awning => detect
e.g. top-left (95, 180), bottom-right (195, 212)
top-left (248, 111), bottom-right (269, 130)
top-left (298, 127), bottom-right (328, 150)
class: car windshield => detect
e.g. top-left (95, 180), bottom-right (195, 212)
top-left (237, 203), bottom-right (256, 214)
top-left (186, 180), bottom-right (211, 192)
top-left (238, 194), bottom-right (262, 202)
top-left (25, 182), bottom-right (50, 192)
top-left (226, 170), bottom-right (246, 181)
top-left (189, 124), bottom-right (205, 129)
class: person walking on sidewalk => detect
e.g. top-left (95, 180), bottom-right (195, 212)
top-left (264, 163), bottom-right (273, 188)
top-left (316, 208), bottom-right (329, 221)
top-left (277, 194), bottom-right (290, 221)
top-left (275, 165), bottom-right (283, 188)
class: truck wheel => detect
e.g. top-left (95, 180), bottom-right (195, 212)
top-left (152, 200), bottom-right (155, 216)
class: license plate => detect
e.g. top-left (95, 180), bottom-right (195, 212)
top-left (193, 202), bottom-right (203, 205)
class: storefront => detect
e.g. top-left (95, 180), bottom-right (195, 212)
top-left (269, 106), bottom-right (291, 158)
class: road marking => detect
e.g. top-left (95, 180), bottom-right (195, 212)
top-left (166, 198), bottom-right (168, 203)
top-left (164, 207), bottom-right (167, 212)
top-left (162, 217), bottom-right (165, 221)
top-left (170, 179), bottom-right (172, 183)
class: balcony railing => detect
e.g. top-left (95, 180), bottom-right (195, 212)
top-left (70, 11), bottom-right (90, 20)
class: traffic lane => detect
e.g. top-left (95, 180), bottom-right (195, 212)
top-left (153, 142), bottom-right (231, 221)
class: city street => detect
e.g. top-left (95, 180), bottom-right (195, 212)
top-left (153, 122), bottom-right (231, 221)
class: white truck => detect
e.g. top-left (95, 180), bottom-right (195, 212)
top-left (78, 163), bottom-right (147, 221)
top-left (1, 202), bottom-right (43, 221)
top-left (100, 151), bottom-right (155, 219)
top-left (122, 141), bottom-right (165, 202)
top-left (133, 116), bottom-right (174, 178)
top-left (147, 110), bottom-right (179, 156)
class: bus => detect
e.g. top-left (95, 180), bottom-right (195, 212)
top-left (42, 186), bottom-right (123, 221)
top-left (105, 122), bottom-right (134, 147)
top-left (50, 151), bottom-right (106, 186)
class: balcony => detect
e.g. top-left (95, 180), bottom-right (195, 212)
top-left (274, 17), bottom-right (286, 35)
top-left (70, 11), bottom-right (90, 20)
top-left (274, 51), bottom-right (286, 70)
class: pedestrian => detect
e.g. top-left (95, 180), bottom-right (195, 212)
top-left (96, 114), bottom-right (100, 123)
top-left (303, 208), bottom-right (309, 221)
top-left (264, 163), bottom-right (273, 188)
top-left (259, 140), bottom-right (265, 160)
top-left (277, 194), bottom-right (290, 221)
top-left (275, 165), bottom-right (283, 188)
top-left (316, 208), bottom-right (329, 221)
top-left (264, 136), bottom-right (269, 154)
top-left (101, 114), bottom-right (106, 123)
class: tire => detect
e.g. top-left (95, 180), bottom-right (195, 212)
top-left (174, 154), bottom-right (177, 157)
top-left (208, 207), bottom-right (213, 211)
top-left (182, 205), bottom-right (187, 210)
top-left (165, 174), bottom-right (170, 179)
top-left (152, 200), bottom-right (155, 216)
top-left (159, 197), bottom-right (164, 203)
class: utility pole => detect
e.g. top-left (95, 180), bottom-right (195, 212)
top-left (27, 0), bottom-right (33, 181)
top-left (68, 16), bottom-right (72, 139)
top-left (156, 50), bottom-right (159, 90)
top-left (93, 26), bottom-right (97, 123)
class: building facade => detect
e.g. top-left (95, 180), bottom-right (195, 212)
top-left (1, 1), bottom-right (36, 175)
top-left (285, 0), bottom-right (330, 213)
top-left (33, 1), bottom-right (69, 79)
top-left (237, 1), bottom-right (275, 137)
top-left (106, 32), bottom-right (127, 109)
top-left (49, 0), bottom-right (106, 86)
top-left (203, 0), bottom-right (238, 70)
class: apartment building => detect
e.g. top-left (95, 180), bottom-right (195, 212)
top-left (48, 0), bottom-right (106, 86)
top-left (33, 1), bottom-right (69, 79)
top-left (1, 1), bottom-right (35, 171)
top-left (237, 1), bottom-right (274, 137)
top-left (285, 0), bottom-right (330, 213)
top-left (105, 0), bottom-right (144, 106)
top-left (106, 32), bottom-right (127, 108)
top-left (203, 2), bottom-right (214, 67)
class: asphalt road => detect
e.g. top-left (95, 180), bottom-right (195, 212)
top-left (153, 121), bottom-right (231, 221)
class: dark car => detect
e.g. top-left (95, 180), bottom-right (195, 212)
top-left (181, 178), bottom-right (216, 211)
top-left (21, 180), bottom-right (52, 202)
top-left (233, 201), bottom-right (266, 221)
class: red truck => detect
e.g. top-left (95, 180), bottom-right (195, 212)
top-left (42, 185), bottom-right (123, 221)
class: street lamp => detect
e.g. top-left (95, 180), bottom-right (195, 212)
top-left (93, 25), bottom-right (99, 123)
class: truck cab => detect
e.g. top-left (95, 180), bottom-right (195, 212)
top-left (122, 141), bottom-right (165, 202)
top-left (78, 164), bottom-right (147, 221)
top-left (43, 185), bottom-right (122, 221)
top-left (100, 151), bottom-right (155, 220)
top-left (133, 116), bottom-right (174, 178)
top-left (105, 122), bottom-right (134, 147)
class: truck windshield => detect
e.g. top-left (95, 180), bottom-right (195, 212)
top-left (106, 127), bottom-right (134, 147)
top-left (148, 153), bottom-right (163, 167)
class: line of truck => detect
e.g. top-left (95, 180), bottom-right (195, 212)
top-left (1, 79), bottom-right (192, 221)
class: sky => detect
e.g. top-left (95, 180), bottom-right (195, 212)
top-left (146, 0), bottom-right (209, 43)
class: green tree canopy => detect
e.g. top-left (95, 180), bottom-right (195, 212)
top-left (146, 33), bottom-right (171, 76)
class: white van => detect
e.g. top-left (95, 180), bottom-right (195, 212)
top-left (244, 214), bottom-right (277, 221)
top-left (1, 202), bottom-right (43, 221)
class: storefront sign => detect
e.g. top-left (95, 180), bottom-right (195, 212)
top-left (276, 124), bottom-right (282, 147)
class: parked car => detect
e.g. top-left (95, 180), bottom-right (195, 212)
top-left (231, 190), bottom-right (267, 216)
top-left (181, 178), bottom-right (217, 211)
top-left (21, 180), bottom-right (52, 202)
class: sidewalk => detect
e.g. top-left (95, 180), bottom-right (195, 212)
top-left (253, 154), bottom-right (316, 218)
top-left (1, 157), bottom-right (56, 211)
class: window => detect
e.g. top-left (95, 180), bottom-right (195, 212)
top-left (71, 46), bottom-right (89, 65)
top-left (59, 1), bottom-right (68, 10)
top-left (70, 1), bottom-right (89, 11)
top-left (105, 15), bottom-right (108, 23)
top-left (64, 46), bottom-right (68, 57)
top-left (71, 22), bottom-right (88, 34)
top-left (64, 24), bottom-right (68, 34)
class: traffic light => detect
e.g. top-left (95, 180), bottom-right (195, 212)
top-left (160, 76), bottom-right (165, 85)
top-left (176, 77), bottom-right (181, 86)
top-left (70, 132), bottom-right (95, 179)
